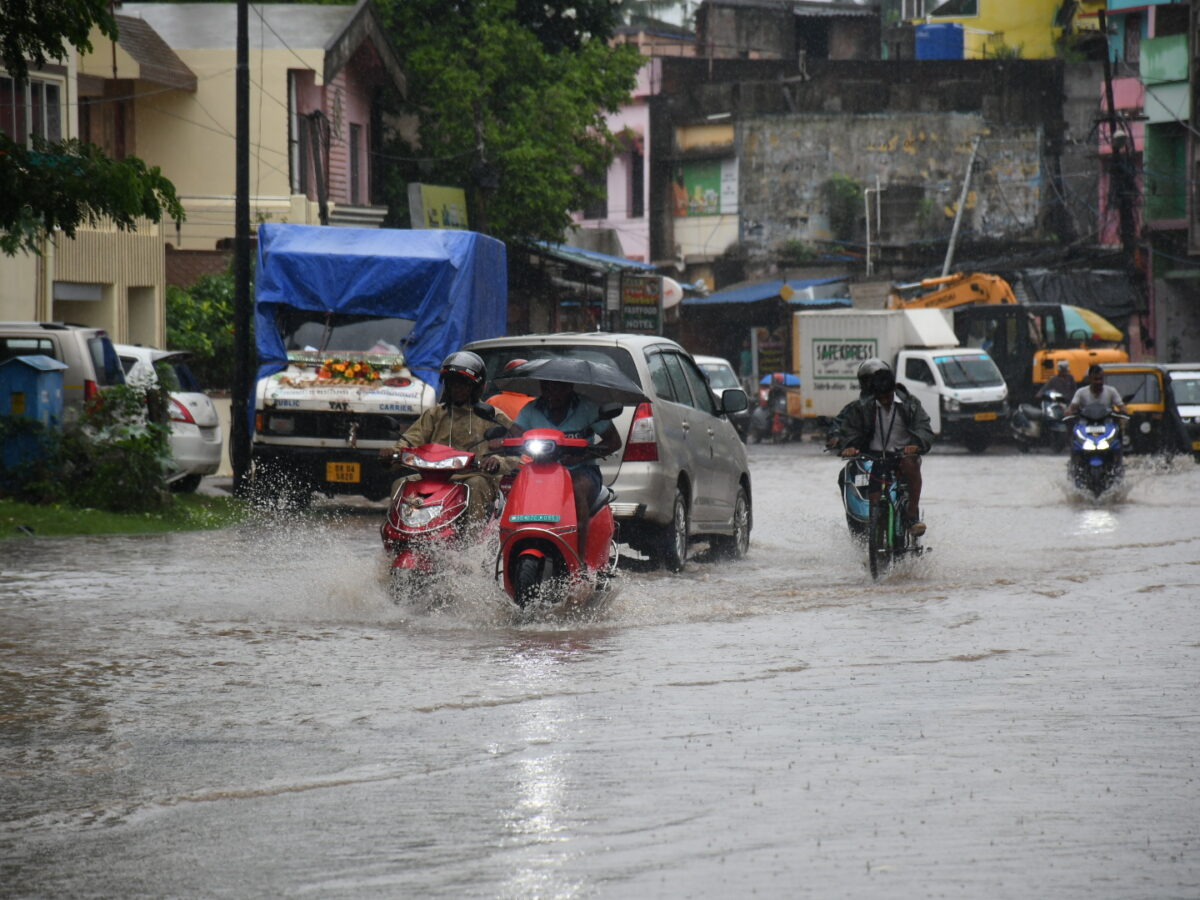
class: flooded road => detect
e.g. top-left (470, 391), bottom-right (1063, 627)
top-left (2, 443), bottom-right (1198, 898)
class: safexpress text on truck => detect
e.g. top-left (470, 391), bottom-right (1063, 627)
top-left (251, 224), bottom-right (507, 503)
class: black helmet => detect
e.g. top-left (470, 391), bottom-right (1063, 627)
top-left (868, 367), bottom-right (896, 396)
top-left (857, 358), bottom-right (889, 392)
top-left (440, 351), bottom-right (486, 390)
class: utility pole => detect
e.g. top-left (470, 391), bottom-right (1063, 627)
top-left (1099, 9), bottom-right (1144, 339)
top-left (231, 0), bottom-right (251, 494)
top-left (942, 135), bottom-right (981, 277)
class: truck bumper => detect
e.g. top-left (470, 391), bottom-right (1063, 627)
top-left (251, 443), bottom-right (395, 500)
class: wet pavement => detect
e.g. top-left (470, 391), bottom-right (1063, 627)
top-left (2, 442), bottom-right (1198, 898)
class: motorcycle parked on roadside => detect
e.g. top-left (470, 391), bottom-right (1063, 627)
top-left (749, 384), bottom-right (803, 444)
top-left (1067, 402), bottom-right (1129, 498)
top-left (1011, 389), bottom-right (1069, 453)
top-left (495, 407), bottom-right (621, 609)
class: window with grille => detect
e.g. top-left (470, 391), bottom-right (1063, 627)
top-left (0, 76), bottom-right (62, 146)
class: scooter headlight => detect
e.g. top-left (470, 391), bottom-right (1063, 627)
top-left (401, 450), bottom-right (471, 470)
top-left (523, 438), bottom-right (554, 459)
top-left (401, 501), bottom-right (443, 527)
top-left (1081, 439), bottom-right (1097, 451)
top-left (1094, 438), bottom-right (1110, 450)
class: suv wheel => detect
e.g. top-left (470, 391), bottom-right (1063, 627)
top-left (711, 486), bottom-right (751, 560)
top-left (652, 488), bottom-right (689, 572)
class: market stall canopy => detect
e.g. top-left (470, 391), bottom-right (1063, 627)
top-left (530, 241), bottom-right (659, 273)
top-left (683, 276), bottom-right (851, 307)
top-left (1060, 304), bottom-right (1123, 342)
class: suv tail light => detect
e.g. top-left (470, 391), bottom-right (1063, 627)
top-left (622, 401), bottom-right (659, 462)
top-left (169, 397), bottom-right (196, 424)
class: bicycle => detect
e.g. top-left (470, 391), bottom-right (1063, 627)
top-left (857, 450), bottom-right (926, 580)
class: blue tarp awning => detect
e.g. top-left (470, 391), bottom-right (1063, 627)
top-left (531, 241), bottom-right (658, 272)
top-left (684, 276), bottom-right (850, 306)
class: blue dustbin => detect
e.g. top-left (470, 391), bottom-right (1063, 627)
top-left (0, 354), bottom-right (68, 471)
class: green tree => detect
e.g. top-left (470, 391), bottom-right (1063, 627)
top-left (377, 0), bottom-right (642, 244)
top-left (0, 1), bottom-right (185, 255)
top-left (166, 270), bottom-right (243, 391)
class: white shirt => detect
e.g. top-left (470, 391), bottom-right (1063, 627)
top-left (869, 400), bottom-right (912, 452)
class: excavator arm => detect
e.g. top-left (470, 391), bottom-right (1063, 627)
top-left (887, 272), bottom-right (1018, 310)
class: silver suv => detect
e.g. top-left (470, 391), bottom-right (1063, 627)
top-left (466, 332), bottom-right (752, 571)
top-left (0, 322), bottom-right (126, 423)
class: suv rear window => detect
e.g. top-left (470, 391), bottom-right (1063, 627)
top-left (0, 336), bottom-right (56, 363)
top-left (88, 337), bottom-right (125, 386)
top-left (476, 344), bottom-right (640, 395)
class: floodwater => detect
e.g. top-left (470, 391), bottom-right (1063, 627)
top-left (2, 443), bottom-right (1198, 898)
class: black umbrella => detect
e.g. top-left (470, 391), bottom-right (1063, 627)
top-left (495, 356), bottom-right (648, 405)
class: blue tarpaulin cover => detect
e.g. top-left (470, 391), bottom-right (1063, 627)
top-left (254, 224), bottom-right (507, 389)
top-left (683, 277), bottom-right (850, 307)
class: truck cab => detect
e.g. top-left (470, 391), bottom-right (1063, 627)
top-left (897, 348), bottom-right (1008, 453)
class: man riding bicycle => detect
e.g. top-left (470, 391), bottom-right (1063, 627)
top-left (837, 365), bottom-right (935, 536)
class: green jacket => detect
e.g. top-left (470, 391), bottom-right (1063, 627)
top-left (838, 385), bottom-right (935, 454)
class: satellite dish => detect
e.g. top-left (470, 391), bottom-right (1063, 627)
top-left (663, 276), bottom-right (683, 309)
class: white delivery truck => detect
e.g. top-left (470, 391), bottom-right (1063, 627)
top-left (793, 308), bottom-right (1009, 452)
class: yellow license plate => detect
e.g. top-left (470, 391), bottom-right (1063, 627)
top-left (1193, 440), bottom-right (1200, 452)
top-left (974, 411), bottom-right (998, 422)
top-left (326, 462), bottom-right (360, 483)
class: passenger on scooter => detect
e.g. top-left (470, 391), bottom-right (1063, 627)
top-left (1067, 364), bottom-right (1128, 418)
top-left (508, 379), bottom-right (622, 559)
top-left (837, 365), bottom-right (934, 536)
top-left (484, 358), bottom-right (535, 420)
top-left (1038, 360), bottom-right (1076, 400)
top-left (379, 350), bottom-right (515, 527)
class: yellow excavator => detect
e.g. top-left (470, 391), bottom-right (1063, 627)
top-left (887, 272), bottom-right (1129, 402)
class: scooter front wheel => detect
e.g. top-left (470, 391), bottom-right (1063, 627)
top-left (513, 554), bottom-right (549, 608)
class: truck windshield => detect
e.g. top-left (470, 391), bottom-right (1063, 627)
top-left (936, 354), bottom-right (1005, 388)
top-left (279, 311), bottom-right (417, 355)
top-left (1169, 374), bottom-right (1200, 405)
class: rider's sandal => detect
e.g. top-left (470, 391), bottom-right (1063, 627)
top-left (904, 516), bottom-right (926, 537)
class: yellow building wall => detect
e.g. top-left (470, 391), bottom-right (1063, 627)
top-left (132, 47), bottom-right (324, 250)
top-left (928, 0), bottom-right (1064, 59)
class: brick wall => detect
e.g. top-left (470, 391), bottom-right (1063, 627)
top-left (166, 248), bottom-right (232, 289)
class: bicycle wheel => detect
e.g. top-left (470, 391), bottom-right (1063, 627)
top-left (868, 497), bottom-right (890, 580)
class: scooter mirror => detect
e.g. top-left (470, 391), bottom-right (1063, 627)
top-left (597, 401), bottom-right (623, 421)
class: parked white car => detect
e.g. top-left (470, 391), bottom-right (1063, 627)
top-left (114, 344), bottom-right (224, 492)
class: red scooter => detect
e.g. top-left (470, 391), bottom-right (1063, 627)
top-left (496, 422), bottom-right (619, 608)
top-left (380, 440), bottom-right (502, 601)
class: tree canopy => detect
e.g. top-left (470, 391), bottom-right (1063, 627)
top-left (377, 0), bottom-right (643, 245)
top-left (0, 0), bottom-right (184, 255)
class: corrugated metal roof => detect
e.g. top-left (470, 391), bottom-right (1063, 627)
top-left (120, 3), bottom-right (355, 51)
top-left (532, 241), bottom-right (659, 273)
top-left (684, 276), bottom-right (851, 306)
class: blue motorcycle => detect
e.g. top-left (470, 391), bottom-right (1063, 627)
top-left (839, 451), bottom-right (925, 579)
top-left (1067, 402), bottom-right (1129, 497)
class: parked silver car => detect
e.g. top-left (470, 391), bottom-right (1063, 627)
top-left (694, 354), bottom-right (752, 442)
top-left (115, 343), bottom-right (224, 492)
top-left (466, 332), bottom-right (752, 570)
top-left (0, 321), bottom-right (125, 423)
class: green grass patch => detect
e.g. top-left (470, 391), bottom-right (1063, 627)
top-left (0, 493), bottom-right (249, 539)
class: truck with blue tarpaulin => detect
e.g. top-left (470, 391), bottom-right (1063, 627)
top-left (251, 224), bottom-right (507, 503)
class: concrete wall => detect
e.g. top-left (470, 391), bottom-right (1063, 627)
top-left (738, 112), bottom-right (1042, 258)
